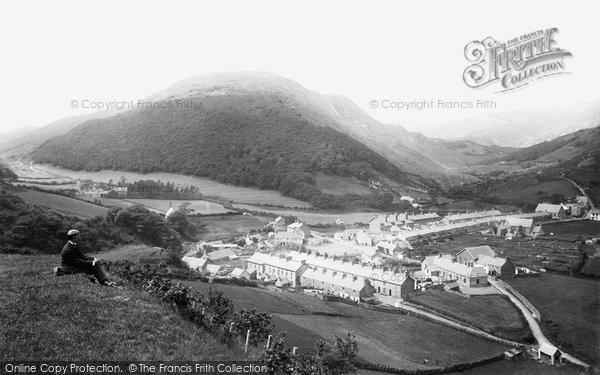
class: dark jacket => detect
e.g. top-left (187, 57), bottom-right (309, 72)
top-left (61, 241), bottom-right (94, 271)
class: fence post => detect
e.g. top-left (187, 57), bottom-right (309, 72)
top-left (244, 330), bottom-right (251, 353)
top-left (266, 335), bottom-right (272, 349)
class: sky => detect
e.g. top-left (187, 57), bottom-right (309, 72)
top-left (0, 0), bottom-right (598, 134)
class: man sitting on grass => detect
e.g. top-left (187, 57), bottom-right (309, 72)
top-left (54, 229), bottom-right (115, 286)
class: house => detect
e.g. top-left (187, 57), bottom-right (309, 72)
top-left (441, 210), bottom-right (502, 225)
top-left (421, 254), bottom-right (453, 279)
top-left (290, 251), bottom-right (414, 298)
top-left (287, 221), bottom-right (311, 238)
top-left (504, 217), bottom-right (535, 237)
top-left (456, 246), bottom-right (496, 267)
top-left (515, 211), bottom-right (553, 223)
top-left (182, 256), bottom-right (210, 272)
top-left (434, 257), bottom-right (488, 288)
top-left (300, 267), bottom-right (375, 302)
top-left (356, 231), bottom-right (374, 246)
top-left (407, 212), bottom-right (440, 224)
top-left (369, 217), bottom-right (392, 233)
top-left (375, 241), bottom-right (399, 255)
top-left (538, 343), bottom-right (563, 365)
top-left (273, 231), bottom-right (304, 246)
top-left (204, 248), bottom-right (238, 262)
top-left (206, 264), bottom-right (223, 276)
top-left (246, 252), bottom-right (308, 287)
top-left (588, 208), bottom-right (600, 221)
top-left (535, 203), bottom-right (566, 220)
top-left (267, 216), bottom-right (286, 232)
top-left (475, 255), bottom-right (515, 278)
top-left (360, 247), bottom-right (386, 266)
top-left (230, 268), bottom-right (252, 280)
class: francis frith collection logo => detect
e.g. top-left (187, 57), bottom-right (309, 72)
top-left (463, 28), bottom-right (572, 92)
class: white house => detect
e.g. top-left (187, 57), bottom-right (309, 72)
top-left (246, 252), bottom-right (308, 286)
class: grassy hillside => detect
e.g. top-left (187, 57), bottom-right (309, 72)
top-left (32, 94), bottom-right (430, 209)
top-left (0, 254), bottom-right (243, 360)
top-left (495, 125), bottom-right (600, 169)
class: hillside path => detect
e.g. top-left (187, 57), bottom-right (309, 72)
top-left (561, 176), bottom-right (595, 209)
top-left (488, 277), bottom-right (590, 368)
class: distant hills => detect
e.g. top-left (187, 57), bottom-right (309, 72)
top-left (9, 71), bottom-right (599, 209)
top-left (0, 110), bottom-right (116, 157)
top-left (408, 101), bottom-right (600, 148)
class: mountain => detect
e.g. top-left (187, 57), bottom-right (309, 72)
top-left (0, 110), bottom-right (116, 157)
top-left (0, 126), bottom-right (39, 151)
top-left (375, 124), bottom-right (518, 169)
top-left (496, 125), bottom-right (600, 170)
top-left (408, 101), bottom-right (600, 148)
top-left (31, 73), bottom-right (441, 208)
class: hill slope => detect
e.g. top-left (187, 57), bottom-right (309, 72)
top-left (496, 125), bottom-right (600, 170)
top-left (0, 254), bottom-right (243, 360)
top-left (32, 92), bottom-right (432, 207)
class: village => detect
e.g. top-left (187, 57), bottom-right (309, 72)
top-left (180, 195), bottom-right (599, 369)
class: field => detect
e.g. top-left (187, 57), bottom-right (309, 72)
top-left (0, 254), bottom-right (244, 360)
top-left (407, 290), bottom-right (530, 341)
top-left (14, 181), bottom-right (78, 190)
top-left (14, 189), bottom-right (108, 218)
top-left (506, 273), bottom-right (600, 365)
top-left (25, 163), bottom-right (312, 208)
top-left (232, 203), bottom-right (377, 225)
top-left (490, 179), bottom-right (579, 205)
top-left (125, 199), bottom-right (233, 215)
top-left (541, 220), bottom-right (600, 237)
top-left (183, 279), bottom-right (509, 370)
top-left (190, 215), bottom-right (270, 241)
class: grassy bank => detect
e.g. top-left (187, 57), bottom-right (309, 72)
top-left (0, 254), bottom-right (244, 360)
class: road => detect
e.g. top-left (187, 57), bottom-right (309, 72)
top-left (561, 176), bottom-right (595, 209)
top-left (488, 278), bottom-right (589, 368)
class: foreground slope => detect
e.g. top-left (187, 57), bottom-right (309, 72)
top-left (0, 254), bottom-right (243, 360)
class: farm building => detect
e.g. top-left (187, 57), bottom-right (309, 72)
top-left (246, 252), bottom-right (308, 287)
top-left (434, 257), bottom-right (488, 288)
top-left (475, 255), bottom-right (515, 278)
top-left (440, 210), bottom-right (502, 225)
top-left (300, 267), bottom-right (376, 302)
top-left (535, 203), bottom-right (566, 220)
top-left (456, 246), bottom-right (496, 267)
top-left (538, 343), bottom-right (563, 365)
top-left (588, 208), bottom-right (600, 221)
